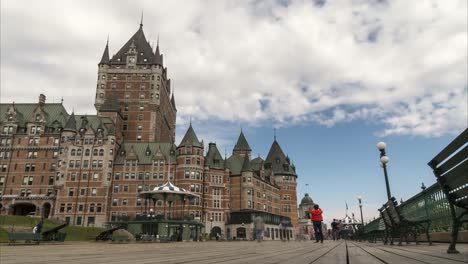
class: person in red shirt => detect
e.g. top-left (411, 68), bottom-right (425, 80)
top-left (309, 204), bottom-right (324, 243)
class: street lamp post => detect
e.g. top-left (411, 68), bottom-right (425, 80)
top-left (357, 196), bottom-right (364, 232)
top-left (421, 182), bottom-right (429, 219)
top-left (377, 142), bottom-right (392, 200)
top-left (209, 217), bottom-right (213, 239)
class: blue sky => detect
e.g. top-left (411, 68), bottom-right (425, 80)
top-left (184, 118), bottom-right (463, 224)
top-left (1, 0), bottom-right (467, 224)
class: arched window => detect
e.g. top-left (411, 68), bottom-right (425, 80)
top-left (99, 149), bottom-right (104, 156)
top-left (77, 149), bottom-right (82, 156)
top-left (71, 149), bottom-right (76, 156)
top-left (93, 149), bottom-right (98, 156)
top-left (85, 149), bottom-right (90, 156)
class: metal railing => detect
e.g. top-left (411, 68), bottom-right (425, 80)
top-left (364, 182), bottom-right (467, 233)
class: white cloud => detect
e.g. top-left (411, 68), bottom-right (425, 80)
top-left (1, 0), bottom-right (466, 137)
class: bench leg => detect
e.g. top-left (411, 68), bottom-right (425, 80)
top-left (447, 218), bottom-right (460, 254)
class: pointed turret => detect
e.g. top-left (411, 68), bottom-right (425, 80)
top-left (99, 39), bottom-right (110, 65)
top-left (205, 143), bottom-right (224, 169)
top-left (153, 42), bottom-right (163, 66)
top-left (63, 112), bottom-right (77, 132)
top-left (171, 93), bottom-right (177, 111)
top-left (233, 129), bottom-right (251, 158)
top-left (265, 139), bottom-right (296, 175)
top-left (241, 155), bottom-right (252, 172)
top-left (110, 25), bottom-right (155, 65)
top-left (179, 123), bottom-right (202, 148)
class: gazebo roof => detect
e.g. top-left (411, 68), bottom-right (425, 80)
top-left (138, 181), bottom-right (199, 201)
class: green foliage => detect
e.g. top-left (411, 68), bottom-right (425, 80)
top-left (0, 215), bottom-right (105, 242)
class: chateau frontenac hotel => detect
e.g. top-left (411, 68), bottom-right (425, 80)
top-left (0, 23), bottom-right (299, 240)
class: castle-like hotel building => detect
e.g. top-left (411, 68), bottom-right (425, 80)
top-left (0, 23), bottom-right (298, 239)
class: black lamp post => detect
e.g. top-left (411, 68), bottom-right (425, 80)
top-left (210, 217), bottom-right (213, 238)
top-left (421, 182), bottom-right (429, 219)
top-left (357, 196), bottom-right (364, 231)
top-left (377, 142), bottom-right (392, 200)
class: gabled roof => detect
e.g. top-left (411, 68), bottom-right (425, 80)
top-left (179, 123), bottom-right (202, 148)
top-left (0, 103), bottom-right (68, 127)
top-left (233, 130), bottom-right (251, 151)
top-left (265, 139), bottom-right (296, 176)
top-left (205, 143), bottom-right (225, 170)
top-left (115, 142), bottom-right (177, 165)
top-left (110, 25), bottom-right (156, 65)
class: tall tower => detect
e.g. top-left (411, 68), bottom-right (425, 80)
top-left (95, 23), bottom-right (176, 143)
top-left (264, 138), bottom-right (298, 226)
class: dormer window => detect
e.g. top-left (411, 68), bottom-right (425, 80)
top-left (276, 158), bottom-right (280, 164)
top-left (120, 150), bottom-right (126, 156)
top-left (8, 115), bottom-right (13, 121)
top-left (35, 114), bottom-right (41, 121)
top-left (143, 58), bottom-right (147, 62)
top-left (117, 58), bottom-right (121, 61)
top-left (79, 128), bottom-right (85, 133)
top-left (146, 150), bottom-right (151, 156)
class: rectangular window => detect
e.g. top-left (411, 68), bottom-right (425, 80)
top-left (92, 188), bottom-right (97, 196)
top-left (112, 198), bottom-right (118, 206)
top-left (68, 188), bottom-right (75, 197)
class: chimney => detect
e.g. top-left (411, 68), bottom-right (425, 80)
top-left (39, 94), bottom-right (46, 106)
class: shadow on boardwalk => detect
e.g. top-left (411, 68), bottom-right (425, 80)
top-left (1, 240), bottom-right (467, 264)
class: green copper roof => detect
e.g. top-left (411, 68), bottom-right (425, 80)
top-left (114, 142), bottom-right (177, 165)
top-left (63, 112), bottom-right (77, 132)
top-left (205, 143), bottom-right (225, 169)
top-left (0, 103), bottom-right (68, 127)
top-left (265, 139), bottom-right (296, 176)
top-left (179, 123), bottom-right (202, 147)
top-left (233, 130), bottom-right (251, 151)
top-left (226, 154), bottom-right (244, 175)
top-left (241, 155), bottom-right (252, 172)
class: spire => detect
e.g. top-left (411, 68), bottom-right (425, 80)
top-left (265, 138), bottom-right (296, 175)
top-left (64, 112), bottom-right (77, 132)
top-left (233, 130), bottom-right (251, 152)
top-left (179, 123), bottom-right (202, 148)
top-left (140, 10), bottom-right (144, 28)
top-left (110, 25), bottom-right (154, 65)
top-left (99, 37), bottom-right (110, 64)
top-left (171, 92), bottom-right (177, 111)
top-left (153, 34), bottom-right (163, 66)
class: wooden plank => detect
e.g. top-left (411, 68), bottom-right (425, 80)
top-left (429, 128), bottom-right (468, 168)
top-left (437, 145), bottom-right (468, 174)
top-left (354, 243), bottom-right (424, 264)
top-left (310, 241), bottom-right (347, 264)
top-left (347, 242), bottom-right (383, 264)
top-left (373, 245), bottom-right (466, 264)
top-left (374, 243), bottom-right (468, 263)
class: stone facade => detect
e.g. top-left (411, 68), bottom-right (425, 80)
top-left (0, 24), bottom-right (298, 235)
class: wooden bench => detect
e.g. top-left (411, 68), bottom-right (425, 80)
top-left (110, 235), bottom-right (129, 243)
top-left (8, 233), bottom-right (41, 245)
top-left (383, 198), bottom-right (432, 246)
top-left (428, 128), bottom-right (468, 254)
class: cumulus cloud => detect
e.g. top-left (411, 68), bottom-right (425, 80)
top-left (1, 0), bottom-right (466, 137)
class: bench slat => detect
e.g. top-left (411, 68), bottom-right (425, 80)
top-left (437, 159), bottom-right (468, 191)
top-left (428, 128), bottom-right (467, 169)
top-left (436, 145), bottom-right (468, 174)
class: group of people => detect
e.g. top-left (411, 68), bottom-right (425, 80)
top-left (330, 218), bottom-right (343, 241)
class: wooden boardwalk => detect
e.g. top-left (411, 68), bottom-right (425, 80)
top-left (1, 240), bottom-right (467, 264)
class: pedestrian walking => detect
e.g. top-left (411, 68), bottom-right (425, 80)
top-left (331, 219), bottom-right (339, 241)
top-left (337, 220), bottom-right (343, 240)
top-left (309, 204), bottom-right (324, 243)
top-left (253, 214), bottom-right (264, 242)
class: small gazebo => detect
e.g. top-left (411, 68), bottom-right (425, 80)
top-left (138, 181), bottom-right (200, 219)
